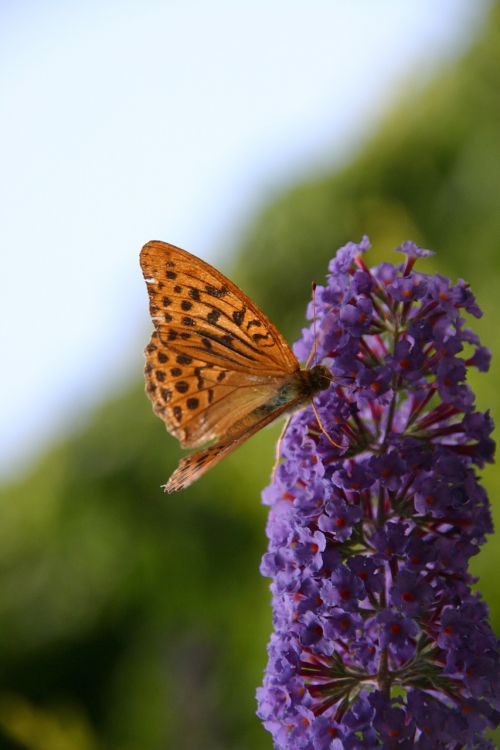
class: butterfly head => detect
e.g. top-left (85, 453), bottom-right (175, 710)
top-left (306, 364), bottom-right (332, 396)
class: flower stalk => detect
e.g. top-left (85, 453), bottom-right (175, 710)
top-left (257, 239), bottom-right (499, 749)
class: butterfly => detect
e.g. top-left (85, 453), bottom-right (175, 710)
top-left (140, 240), bottom-right (332, 492)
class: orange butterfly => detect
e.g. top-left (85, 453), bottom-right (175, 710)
top-left (140, 241), bottom-right (331, 492)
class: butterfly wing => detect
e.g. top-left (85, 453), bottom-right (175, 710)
top-left (145, 332), bottom-right (287, 448)
top-left (141, 241), bottom-right (298, 374)
top-left (164, 395), bottom-right (306, 492)
top-left (140, 241), bottom-right (300, 452)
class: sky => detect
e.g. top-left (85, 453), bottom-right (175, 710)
top-left (0, 0), bottom-right (489, 480)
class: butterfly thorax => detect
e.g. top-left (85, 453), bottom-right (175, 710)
top-left (257, 364), bottom-right (331, 418)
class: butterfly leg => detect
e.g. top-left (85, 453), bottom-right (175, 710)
top-left (311, 400), bottom-right (342, 448)
top-left (272, 415), bottom-right (292, 480)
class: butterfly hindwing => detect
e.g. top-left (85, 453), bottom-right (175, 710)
top-left (164, 396), bottom-right (306, 492)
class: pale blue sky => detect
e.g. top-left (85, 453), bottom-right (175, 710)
top-left (0, 0), bottom-right (488, 478)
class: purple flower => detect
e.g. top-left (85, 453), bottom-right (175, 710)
top-left (467, 345), bottom-right (491, 372)
top-left (390, 570), bottom-right (433, 615)
top-left (322, 565), bottom-right (365, 611)
top-left (257, 240), bottom-right (499, 748)
top-left (357, 364), bottom-right (393, 399)
top-left (332, 460), bottom-right (373, 491)
top-left (371, 522), bottom-right (408, 557)
top-left (376, 610), bottom-right (419, 650)
top-left (370, 451), bottom-right (406, 491)
top-left (311, 715), bottom-right (345, 749)
top-left (318, 499), bottom-right (362, 542)
top-left (387, 273), bottom-right (428, 301)
top-left (348, 555), bottom-right (383, 594)
top-left (389, 340), bottom-right (425, 379)
top-left (395, 239), bottom-right (434, 259)
top-left (329, 235), bottom-right (371, 275)
top-left (340, 297), bottom-right (374, 335)
top-left (324, 610), bottom-right (362, 639)
top-left (372, 702), bottom-right (416, 747)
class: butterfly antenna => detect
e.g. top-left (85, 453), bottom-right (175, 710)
top-left (305, 282), bottom-right (318, 369)
top-left (303, 283), bottom-right (341, 447)
top-left (311, 400), bottom-right (343, 449)
top-left (272, 415), bottom-right (292, 479)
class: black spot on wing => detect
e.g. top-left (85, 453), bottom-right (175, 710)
top-left (194, 367), bottom-right (204, 388)
top-left (193, 327), bottom-right (258, 362)
top-left (253, 333), bottom-right (269, 343)
top-left (232, 308), bottom-right (245, 326)
top-left (189, 287), bottom-right (201, 301)
top-left (207, 309), bottom-right (221, 324)
top-left (205, 284), bottom-right (229, 298)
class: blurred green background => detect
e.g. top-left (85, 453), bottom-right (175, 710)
top-left (2, 4), bottom-right (500, 749)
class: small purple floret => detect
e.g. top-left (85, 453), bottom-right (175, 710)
top-left (258, 239), bottom-right (499, 748)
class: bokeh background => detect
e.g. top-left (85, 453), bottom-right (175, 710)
top-left (1, 2), bottom-right (499, 748)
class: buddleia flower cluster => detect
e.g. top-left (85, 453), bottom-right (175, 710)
top-left (257, 239), bottom-right (499, 749)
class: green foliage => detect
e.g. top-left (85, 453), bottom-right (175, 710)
top-left (0, 383), bottom-right (277, 749)
top-left (1, 6), bottom-right (500, 748)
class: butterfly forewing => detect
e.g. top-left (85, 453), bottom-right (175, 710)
top-left (141, 241), bottom-right (298, 376)
top-left (140, 241), bottom-right (301, 468)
